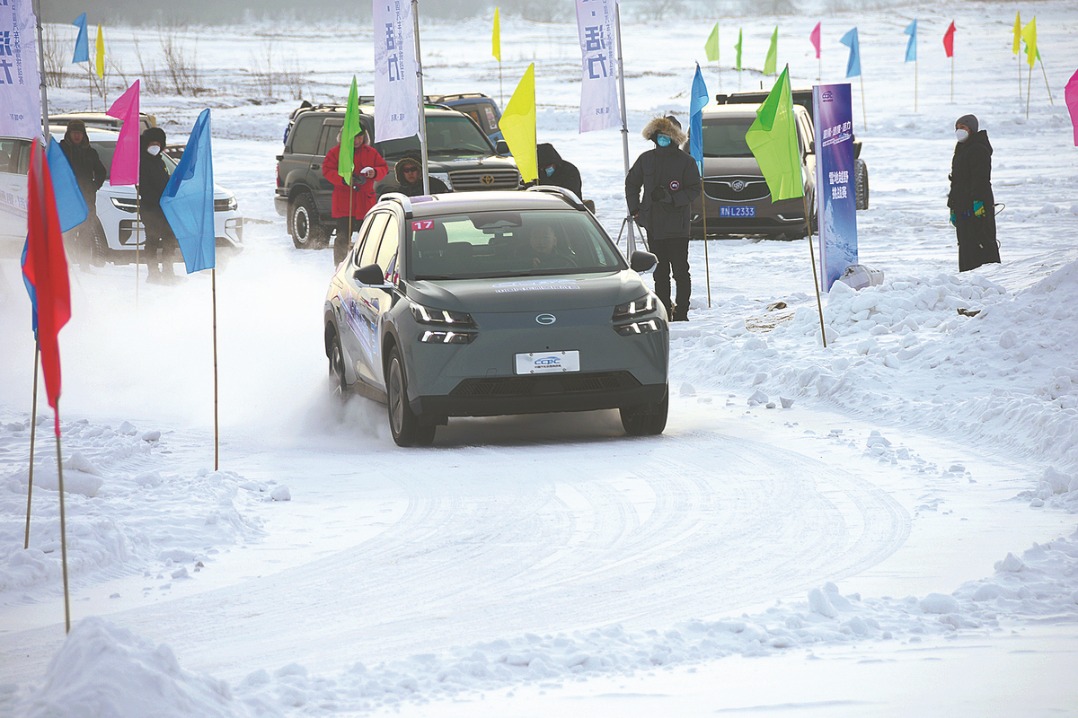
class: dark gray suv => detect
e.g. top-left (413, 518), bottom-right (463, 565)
top-left (275, 103), bottom-right (521, 249)
top-left (323, 187), bottom-right (669, 446)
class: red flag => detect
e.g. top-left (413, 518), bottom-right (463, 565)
top-left (106, 80), bottom-right (141, 186)
top-left (943, 21), bottom-right (956, 59)
top-left (23, 140), bottom-right (71, 436)
top-left (810, 22), bottom-right (821, 59)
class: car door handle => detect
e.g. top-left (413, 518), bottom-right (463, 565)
top-left (311, 162), bottom-right (321, 169)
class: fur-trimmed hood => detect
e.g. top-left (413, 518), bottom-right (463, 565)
top-left (641, 115), bottom-right (686, 146)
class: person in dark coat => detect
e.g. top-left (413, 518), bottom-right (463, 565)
top-left (322, 126), bottom-right (388, 265)
top-left (59, 119), bottom-right (107, 267)
top-left (947, 114), bottom-right (1000, 272)
top-left (383, 155), bottom-right (449, 197)
top-left (536, 143), bottom-right (583, 199)
top-left (625, 115), bottom-right (700, 321)
top-left (139, 126), bottom-right (177, 281)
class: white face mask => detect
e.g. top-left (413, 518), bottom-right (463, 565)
top-left (955, 129), bottom-right (970, 143)
top-left (147, 145), bottom-right (162, 156)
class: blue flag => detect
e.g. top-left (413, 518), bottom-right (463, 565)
top-left (72, 13), bottom-right (89, 64)
top-left (46, 138), bottom-right (89, 233)
top-left (161, 109), bottom-right (215, 273)
top-left (689, 63), bottom-right (709, 176)
top-left (904, 19), bottom-right (917, 62)
top-left (840, 27), bottom-right (861, 78)
top-left (20, 240), bottom-right (38, 337)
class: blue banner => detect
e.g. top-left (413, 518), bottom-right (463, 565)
top-left (813, 84), bottom-right (858, 291)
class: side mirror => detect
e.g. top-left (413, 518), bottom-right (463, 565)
top-left (495, 139), bottom-right (511, 156)
top-left (353, 263), bottom-right (391, 287)
top-left (629, 250), bottom-right (658, 274)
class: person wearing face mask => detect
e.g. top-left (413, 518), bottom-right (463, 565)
top-left (535, 143), bottom-right (583, 198)
top-left (139, 127), bottom-right (178, 282)
top-left (625, 115), bottom-right (700, 321)
top-left (947, 114), bottom-right (1000, 272)
top-left (322, 125), bottom-right (388, 265)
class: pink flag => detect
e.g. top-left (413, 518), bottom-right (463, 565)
top-left (810, 22), bottom-right (821, 59)
top-left (106, 80), bottom-right (141, 186)
top-left (943, 21), bottom-right (956, 59)
top-left (1066, 68), bottom-right (1078, 147)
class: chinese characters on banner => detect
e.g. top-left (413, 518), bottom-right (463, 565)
top-left (575, 0), bottom-right (619, 133)
top-left (1, 0), bottom-right (43, 140)
top-left (373, 0), bottom-right (420, 143)
top-left (812, 83), bottom-right (858, 291)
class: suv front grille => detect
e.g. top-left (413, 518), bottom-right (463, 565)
top-left (450, 371), bottom-right (639, 397)
top-left (448, 168), bottom-right (521, 191)
top-left (704, 176), bottom-right (770, 203)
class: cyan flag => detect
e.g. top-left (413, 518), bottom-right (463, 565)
top-left (689, 63), bottom-right (709, 176)
top-left (72, 13), bottom-right (89, 63)
top-left (904, 20), bottom-right (917, 62)
top-left (20, 240), bottom-right (37, 336)
top-left (840, 27), bottom-right (861, 78)
top-left (46, 138), bottom-right (89, 233)
top-left (161, 109), bottom-right (216, 273)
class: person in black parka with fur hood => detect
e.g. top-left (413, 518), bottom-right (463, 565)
top-left (625, 115), bottom-right (701, 321)
top-left (947, 114), bottom-right (1000, 272)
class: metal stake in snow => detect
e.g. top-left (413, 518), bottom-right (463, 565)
top-left (614, 2), bottom-right (637, 255)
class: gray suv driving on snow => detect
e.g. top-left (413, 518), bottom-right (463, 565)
top-left (323, 187), bottom-right (669, 446)
top-left (275, 102), bottom-right (521, 249)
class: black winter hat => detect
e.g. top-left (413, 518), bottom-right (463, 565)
top-left (141, 126), bottom-right (167, 149)
top-left (536, 143), bottom-right (560, 166)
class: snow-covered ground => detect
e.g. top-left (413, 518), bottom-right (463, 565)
top-left (2, 2), bottom-right (1078, 715)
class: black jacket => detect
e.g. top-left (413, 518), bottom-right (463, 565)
top-left (625, 144), bottom-right (701, 241)
top-left (948, 130), bottom-right (993, 214)
top-left (59, 137), bottom-right (106, 207)
top-left (536, 143), bottom-right (583, 198)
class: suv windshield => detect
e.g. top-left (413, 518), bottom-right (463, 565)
top-left (409, 209), bottom-right (625, 280)
top-left (378, 116), bottom-right (493, 160)
top-left (702, 116), bottom-right (756, 158)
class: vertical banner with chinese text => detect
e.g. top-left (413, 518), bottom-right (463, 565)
top-left (373, 0), bottom-right (420, 143)
top-left (576, 0), bottom-right (619, 133)
top-left (813, 83), bottom-right (858, 291)
top-left (1, 0), bottom-right (42, 139)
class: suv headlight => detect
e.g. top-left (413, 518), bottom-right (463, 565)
top-left (612, 293), bottom-right (663, 336)
top-left (430, 172), bottom-right (452, 191)
top-left (411, 302), bottom-right (478, 344)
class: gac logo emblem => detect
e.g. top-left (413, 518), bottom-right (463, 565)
top-left (535, 314), bottom-right (556, 325)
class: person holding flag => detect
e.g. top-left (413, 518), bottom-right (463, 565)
top-left (625, 115), bottom-right (700, 322)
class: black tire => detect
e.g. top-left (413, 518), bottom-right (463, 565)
top-left (289, 192), bottom-right (328, 249)
top-left (620, 388), bottom-right (669, 436)
top-left (89, 217), bottom-right (109, 266)
top-left (386, 347), bottom-right (436, 447)
top-left (327, 328), bottom-right (347, 398)
top-left (855, 159), bottom-right (869, 210)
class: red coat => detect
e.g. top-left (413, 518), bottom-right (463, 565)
top-left (322, 143), bottom-right (388, 219)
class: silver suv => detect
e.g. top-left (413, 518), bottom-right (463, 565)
top-left (275, 102), bottom-right (521, 249)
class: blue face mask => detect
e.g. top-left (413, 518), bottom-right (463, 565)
top-left (656, 134), bottom-right (672, 148)
top-left (544, 165), bottom-right (555, 177)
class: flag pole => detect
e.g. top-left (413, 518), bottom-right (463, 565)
top-left (414, 0), bottom-right (430, 194)
top-left (803, 194), bottom-right (826, 349)
top-left (135, 194), bottom-right (141, 305)
top-left (950, 57), bottom-right (954, 103)
top-left (859, 74), bottom-right (867, 131)
top-left (614, 1), bottom-right (637, 256)
top-left (87, 64), bottom-right (93, 112)
top-left (1026, 64), bottom-right (1032, 118)
top-left (54, 403), bottom-right (72, 634)
top-left (701, 186), bottom-right (711, 307)
top-left (914, 58), bottom-right (918, 112)
top-left (1039, 57), bottom-right (1054, 105)
top-left (212, 268), bottom-right (219, 471)
top-left (24, 345), bottom-right (41, 549)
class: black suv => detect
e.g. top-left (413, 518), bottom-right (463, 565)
top-left (425, 93), bottom-right (504, 143)
top-left (275, 102), bottom-right (521, 249)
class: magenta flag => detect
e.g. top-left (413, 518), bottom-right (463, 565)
top-left (106, 80), bottom-right (141, 186)
top-left (1066, 69), bottom-right (1078, 146)
top-left (810, 22), bottom-right (821, 59)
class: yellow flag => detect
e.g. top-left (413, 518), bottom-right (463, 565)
top-left (492, 7), bottom-right (501, 62)
top-left (1011, 12), bottom-right (1021, 55)
top-left (95, 24), bottom-right (105, 79)
top-left (499, 63), bottom-right (537, 182)
top-left (1021, 17), bottom-right (1037, 69)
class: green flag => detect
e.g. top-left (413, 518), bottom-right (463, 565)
top-left (745, 65), bottom-right (803, 202)
top-left (338, 76), bottom-right (361, 184)
top-left (735, 29), bottom-right (743, 71)
top-left (705, 22), bottom-right (719, 63)
top-left (764, 27), bottom-right (778, 76)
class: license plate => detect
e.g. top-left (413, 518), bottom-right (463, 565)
top-left (719, 205), bottom-right (756, 218)
top-left (514, 351), bottom-right (580, 374)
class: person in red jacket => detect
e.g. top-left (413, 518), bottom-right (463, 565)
top-left (321, 126), bottom-right (388, 265)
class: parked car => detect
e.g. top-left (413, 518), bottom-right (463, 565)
top-left (688, 102), bottom-right (818, 240)
top-left (49, 111), bottom-right (185, 160)
top-left (426, 93), bottom-right (504, 143)
top-left (275, 102), bottom-right (521, 250)
top-left (323, 186), bottom-right (669, 446)
top-left (0, 127), bottom-right (243, 264)
top-left (716, 88), bottom-right (869, 210)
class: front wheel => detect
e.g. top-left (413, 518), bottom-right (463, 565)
top-left (327, 328), bottom-right (347, 399)
top-left (620, 388), bottom-right (669, 436)
top-left (386, 347), bottom-right (436, 447)
top-left (289, 192), bottom-right (328, 249)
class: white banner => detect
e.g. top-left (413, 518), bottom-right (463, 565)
top-left (373, 0), bottom-right (420, 143)
top-left (576, 0), bottom-right (619, 133)
top-left (0, 0), bottom-right (42, 140)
